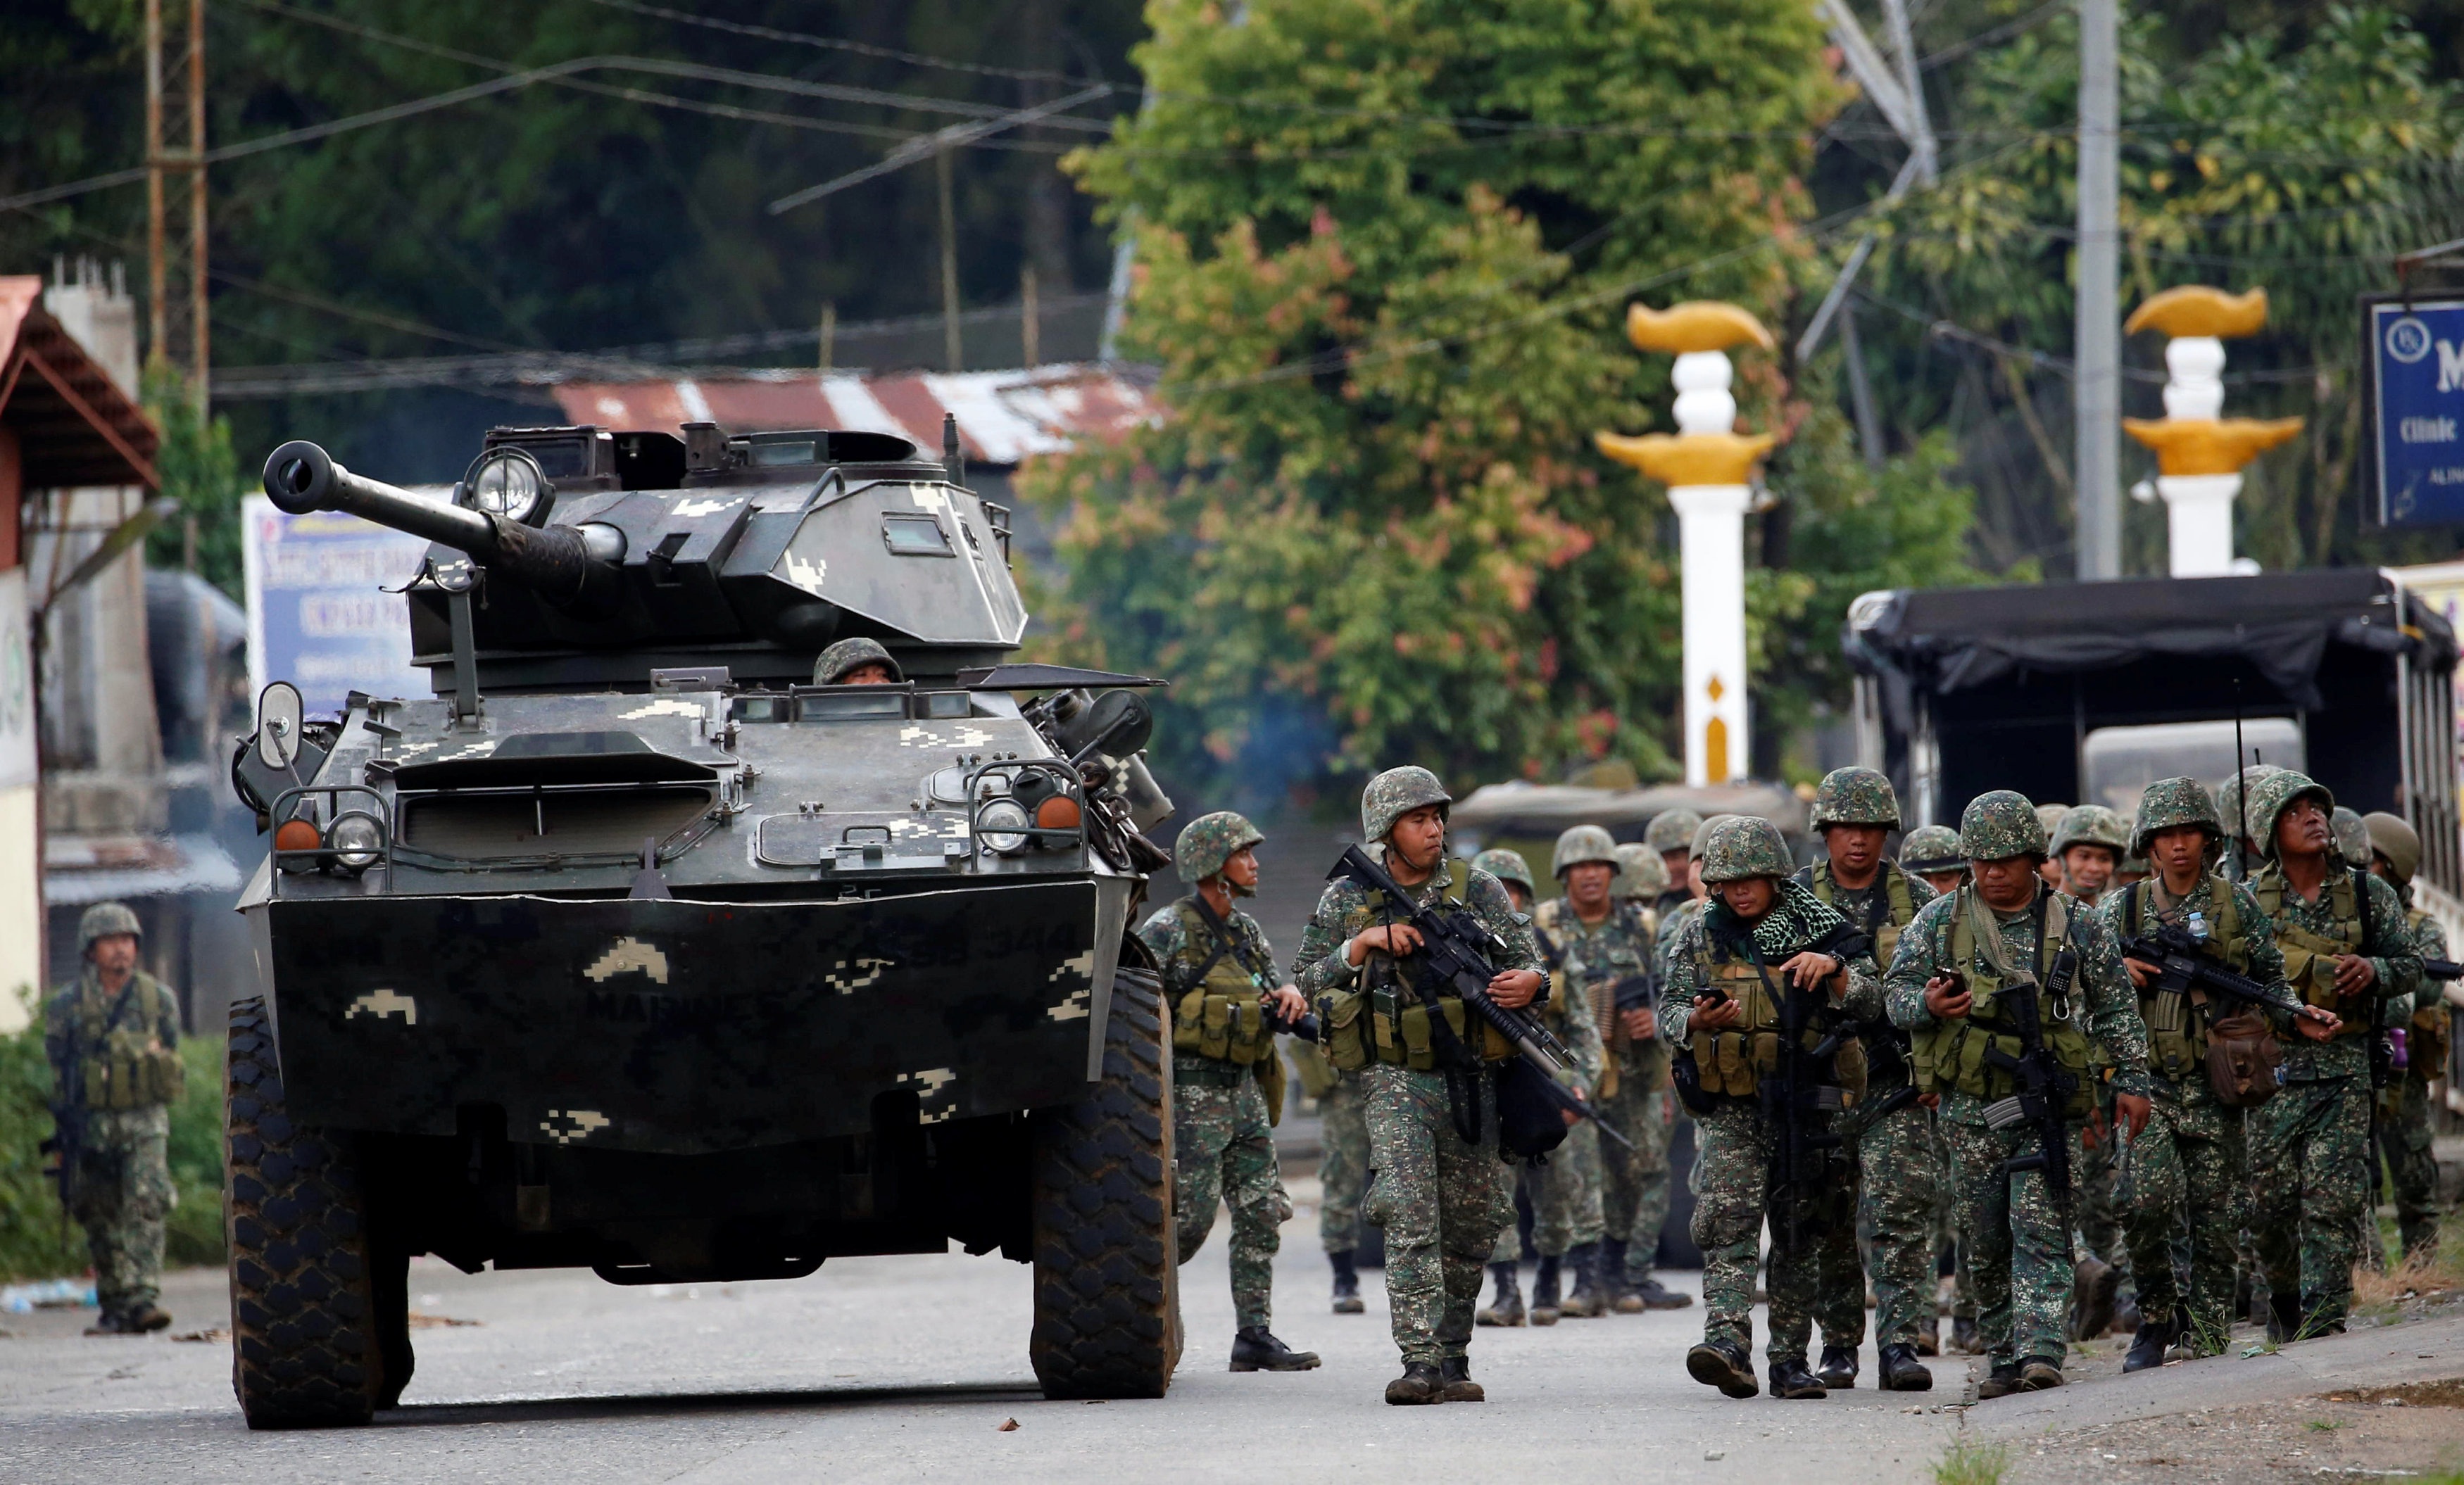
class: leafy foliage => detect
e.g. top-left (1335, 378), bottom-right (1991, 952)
top-left (140, 366), bottom-right (247, 600)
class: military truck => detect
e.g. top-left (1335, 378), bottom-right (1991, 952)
top-left (225, 419), bottom-right (1181, 1427)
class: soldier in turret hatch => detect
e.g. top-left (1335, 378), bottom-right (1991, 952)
top-left (815, 638), bottom-right (901, 685)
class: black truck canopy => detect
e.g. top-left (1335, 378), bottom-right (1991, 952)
top-left (1844, 569), bottom-right (2459, 892)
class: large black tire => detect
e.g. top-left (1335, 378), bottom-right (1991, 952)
top-left (1029, 965), bottom-right (1181, 1398)
top-left (225, 996), bottom-right (391, 1429)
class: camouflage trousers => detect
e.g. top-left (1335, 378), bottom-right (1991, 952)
top-left (2249, 1075), bottom-right (2372, 1329)
top-left (1362, 1063), bottom-right (1514, 1366)
top-left (1488, 1120), bottom-right (1604, 1263)
top-left (1815, 1090), bottom-right (1939, 1351)
top-left (67, 1105), bottom-right (175, 1320)
top-left (1172, 1061), bottom-right (1288, 1331)
top-left (2075, 1129), bottom-right (2129, 1268)
top-left (1941, 1117), bottom-right (2086, 1366)
top-left (2372, 1078), bottom-right (2441, 1265)
top-left (1933, 1119), bottom-right (1975, 1323)
top-left (1599, 1062), bottom-right (1677, 1279)
top-left (1692, 1103), bottom-right (1849, 1361)
top-left (1317, 1073), bottom-right (1371, 1255)
top-left (2120, 1083), bottom-right (2247, 1348)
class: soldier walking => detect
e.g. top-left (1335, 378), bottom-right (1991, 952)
top-left (2361, 812), bottom-right (2447, 1268)
top-left (2242, 771), bottom-right (2419, 1338)
top-left (2108, 779), bottom-right (2337, 1370)
top-left (1607, 843), bottom-right (1690, 1312)
top-left (1798, 767), bottom-right (1938, 1392)
top-left (1293, 769), bottom-right (1545, 1404)
top-left (44, 902), bottom-right (184, 1336)
top-left (1898, 824), bottom-right (1975, 1353)
top-left (1646, 809), bottom-right (1706, 921)
top-left (2054, 800), bottom-right (2137, 1340)
top-left (1138, 813), bottom-right (1321, 1372)
top-left (1887, 792), bottom-right (2154, 1397)
top-left (1666, 816), bottom-right (1880, 1401)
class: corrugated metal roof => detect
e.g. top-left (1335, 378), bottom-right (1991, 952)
top-left (551, 363), bottom-right (1155, 469)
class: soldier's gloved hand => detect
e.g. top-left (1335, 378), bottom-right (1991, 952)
top-left (2331, 954), bottom-right (2377, 995)
top-left (2113, 1092), bottom-right (2152, 1139)
top-left (1488, 968), bottom-right (1544, 1009)
top-left (2292, 1004), bottom-right (2340, 1042)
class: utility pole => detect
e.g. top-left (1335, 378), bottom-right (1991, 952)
top-left (144, 0), bottom-right (208, 408)
top-left (936, 146), bottom-right (961, 373)
top-left (2073, 0), bottom-right (2120, 579)
top-left (1020, 265), bottom-right (1040, 369)
top-left (817, 301), bottom-right (835, 374)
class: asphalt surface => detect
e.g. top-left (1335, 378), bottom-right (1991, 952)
top-left (2, 1177), bottom-right (2455, 1484)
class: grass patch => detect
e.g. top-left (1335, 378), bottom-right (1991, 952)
top-left (2306, 1418), bottom-right (2344, 1432)
top-left (1932, 1439), bottom-right (2009, 1485)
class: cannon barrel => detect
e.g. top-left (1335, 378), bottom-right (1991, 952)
top-left (263, 441), bottom-right (623, 612)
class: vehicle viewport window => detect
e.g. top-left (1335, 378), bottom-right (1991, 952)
top-left (881, 513), bottom-right (956, 557)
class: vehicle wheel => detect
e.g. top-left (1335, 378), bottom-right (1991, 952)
top-left (1029, 965), bottom-right (1181, 1398)
top-left (225, 996), bottom-right (390, 1428)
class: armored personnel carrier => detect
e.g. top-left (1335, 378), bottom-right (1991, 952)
top-left (224, 419), bottom-right (1181, 1427)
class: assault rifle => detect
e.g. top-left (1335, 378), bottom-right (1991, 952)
top-left (1745, 922), bottom-right (1868, 1249)
top-left (1328, 845), bottom-right (1630, 1150)
top-left (2118, 924), bottom-right (2309, 1018)
top-left (1979, 968), bottom-right (2078, 1216)
top-left (2422, 959), bottom-right (2463, 981)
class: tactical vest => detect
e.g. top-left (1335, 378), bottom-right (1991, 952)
top-left (1166, 899), bottom-right (1278, 1067)
top-left (1808, 859), bottom-right (1919, 969)
top-left (2405, 909), bottom-right (2451, 1078)
top-left (1909, 890), bottom-right (2095, 1116)
top-left (1542, 901), bottom-right (1642, 1054)
top-left (1319, 861), bottom-right (1516, 1073)
top-left (2121, 876), bottom-right (2251, 1080)
top-left (66, 972), bottom-right (185, 1111)
top-left (2251, 868), bottom-right (2373, 1037)
top-left (1684, 925), bottom-right (1868, 1101)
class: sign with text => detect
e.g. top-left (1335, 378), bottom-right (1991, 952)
top-left (2368, 295), bottom-right (2464, 527)
top-left (240, 493), bottom-right (439, 717)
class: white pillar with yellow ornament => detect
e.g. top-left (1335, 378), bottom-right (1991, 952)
top-left (1595, 303), bottom-right (1780, 785)
top-left (2121, 286), bottom-right (2303, 578)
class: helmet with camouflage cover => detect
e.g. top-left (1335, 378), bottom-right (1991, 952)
top-left (1471, 847), bottom-right (1537, 897)
top-left (1361, 766), bottom-right (1451, 845)
top-left (1690, 814), bottom-right (1725, 860)
top-left (2363, 811), bottom-right (2421, 884)
top-left (1899, 824), bottom-right (1965, 875)
top-left (2330, 807), bottom-right (2372, 868)
top-left (1614, 842), bottom-right (1668, 899)
top-left (2248, 769), bottom-right (2334, 860)
top-left (78, 901), bottom-right (143, 955)
top-left (1174, 811), bottom-right (1264, 888)
top-left (812, 636), bottom-right (903, 685)
top-left (2215, 764), bottom-right (2282, 844)
top-left (1961, 790), bottom-right (2049, 861)
top-left (1697, 815), bottom-right (1794, 885)
top-left (1809, 766), bottom-right (1901, 830)
top-left (1645, 807), bottom-right (1704, 854)
top-left (2049, 804), bottom-right (2130, 860)
top-left (1551, 823), bottom-right (1619, 878)
top-left (2129, 776), bottom-right (2222, 859)
top-left (2033, 803), bottom-right (2070, 841)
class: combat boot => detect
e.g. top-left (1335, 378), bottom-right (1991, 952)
top-left (82, 1310), bottom-right (150, 1337)
top-left (1915, 1315), bottom-right (1940, 1356)
top-left (1557, 1242), bottom-right (1606, 1318)
top-left (2123, 1316), bottom-right (2172, 1374)
top-left (1230, 1327), bottom-right (1321, 1371)
top-left (1633, 1275), bottom-right (1694, 1310)
top-left (2112, 1291), bottom-right (2142, 1334)
top-left (1685, 1340), bottom-right (1759, 1398)
top-left (1768, 1355), bottom-right (1829, 1399)
top-left (1949, 1315), bottom-right (1979, 1355)
top-left (1330, 1249), bottom-right (1366, 1315)
top-left (2017, 1356), bottom-right (2066, 1391)
top-left (1475, 1263), bottom-right (1525, 1327)
top-left (1817, 1344), bottom-right (1859, 1389)
top-left (1438, 1356), bottom-right (1485, 1402)
top-left (1528, 1255), bottom-right (1563, 1326)
top-left (1877, 1342), bottom-right (1933, 1392)
top-left (1975, 1360), bottom-right (2025, 1399)
top-left (1385, 1360), bottom-right (1445, 1405)
top-left (2069, 1255), bottom-right (2119, 1339)
top-left (1603, 1237), bottom-right (1644, 1313)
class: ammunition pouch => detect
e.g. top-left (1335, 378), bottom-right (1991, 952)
top-left (82, 1047), bottom-right (184, 1111)
top-left (1318, 987), bottom-right (1371, 1073)
top-left (2257, 873), bottom-right (2371, 1036)
top-left (2411, 1004), bottom-right (2451, 1082)
top-left (1171, 985), bottom-right (1278, 1064)
top-left (2203, 1009), bottom-right (2282, 1108)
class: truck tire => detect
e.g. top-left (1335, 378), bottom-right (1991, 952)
top-left (1029, 965), bottom-right (1181, 1398)
top-left (225, 996), bottom-right (389, 1429)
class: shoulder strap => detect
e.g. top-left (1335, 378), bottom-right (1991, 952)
top-left (1802, 861), bottom-right (1830, 901)
top-left (1186, 894), bottom-right (1271, 987)
top-left (1885, 861), bottom-right (1916, 926)
top-left (2207, 875), bottom-right (2239, 943)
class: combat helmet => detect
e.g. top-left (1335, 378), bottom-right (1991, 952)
top-left (1361, 766), bottom-right (1451, 844)
top-left (1645, 807), bottom-right (1705, 854)
top-left (77, 901), bottom-right (143, 954)
top-left (1552, 824), bottom-right (1619, 879)
top-left (1690, 814), bottom-right (1725, 860)
top-left (1174, 811), bottom-right (1264, 889)
top-left (2049, 804), bottom-right (2130, 860)
top-left (1809, 766), bottom-right (1901, 831)
top-left (1613, 842), bottom-right (1668, 899)
top-left (1471, 847), bottom-right (1538, 898)
top-left (1961, 790), bottom-right (2049, 861)
top-left (812, 636), bottom-right (902, 685)
top-left (1698, 816), bottom-right (1793, 885)
top-left (2032, 802), bottom-right (2071, 842)
top-left (1899, 824), bottom-right (1964, 876)
top-left (2363, 811), bottom-right (2421, 884)
top-left (2248, 769), bottom-right (2334, 861)
top-left (2129, 777), bottom-right (2223, 859)
top-left (2330, 807), bottom-right (2373, 869)
top-left (2215, 764), bottom-right (2282, 844)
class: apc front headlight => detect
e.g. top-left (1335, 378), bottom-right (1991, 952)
top-left (326, 810), bottom-right (386, 874)
top-left (464, 448), bottom-right (545, 522)
top-left (977, 798), bottom-right (1032, 856)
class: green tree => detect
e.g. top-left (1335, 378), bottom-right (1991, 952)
top-left (141, 367), bottom-right (246, 600)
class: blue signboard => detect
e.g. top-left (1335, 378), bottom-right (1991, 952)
top-left (241, 494), bottom-right (438, 717)
top-left (2370, 296), bottom-right (2464, 527)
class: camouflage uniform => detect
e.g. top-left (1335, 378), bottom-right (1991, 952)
top-left (2362, 812), bottom-right (2444, 1268)
top-left (1799, 767), bottom-right (1941, 1367)
top-left (1885, 793), bottom-right (2154, 1379)
top-left (43, 903), bottom-right (183, 1332)
top-left (1899, 824), bottom-right (1973, 1341)
top-left (811, 636), bottom-right (902, 684)
top-left (1502, 894), bottom-right (1610, 1263)
top-left (1309, 1051), bottom-right (1371, 1256)
top-left (1647, 808), bottom-right (1705, 918)
top-left (1293, 769), bottom-right (1541, 1379)
top-left (2242, 773), bottom-right (2419, 1334)
top-left (2103, 777), bottom-right (2295, 1356)
top-left (1664, 818), bottom-right (1881, 1385)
